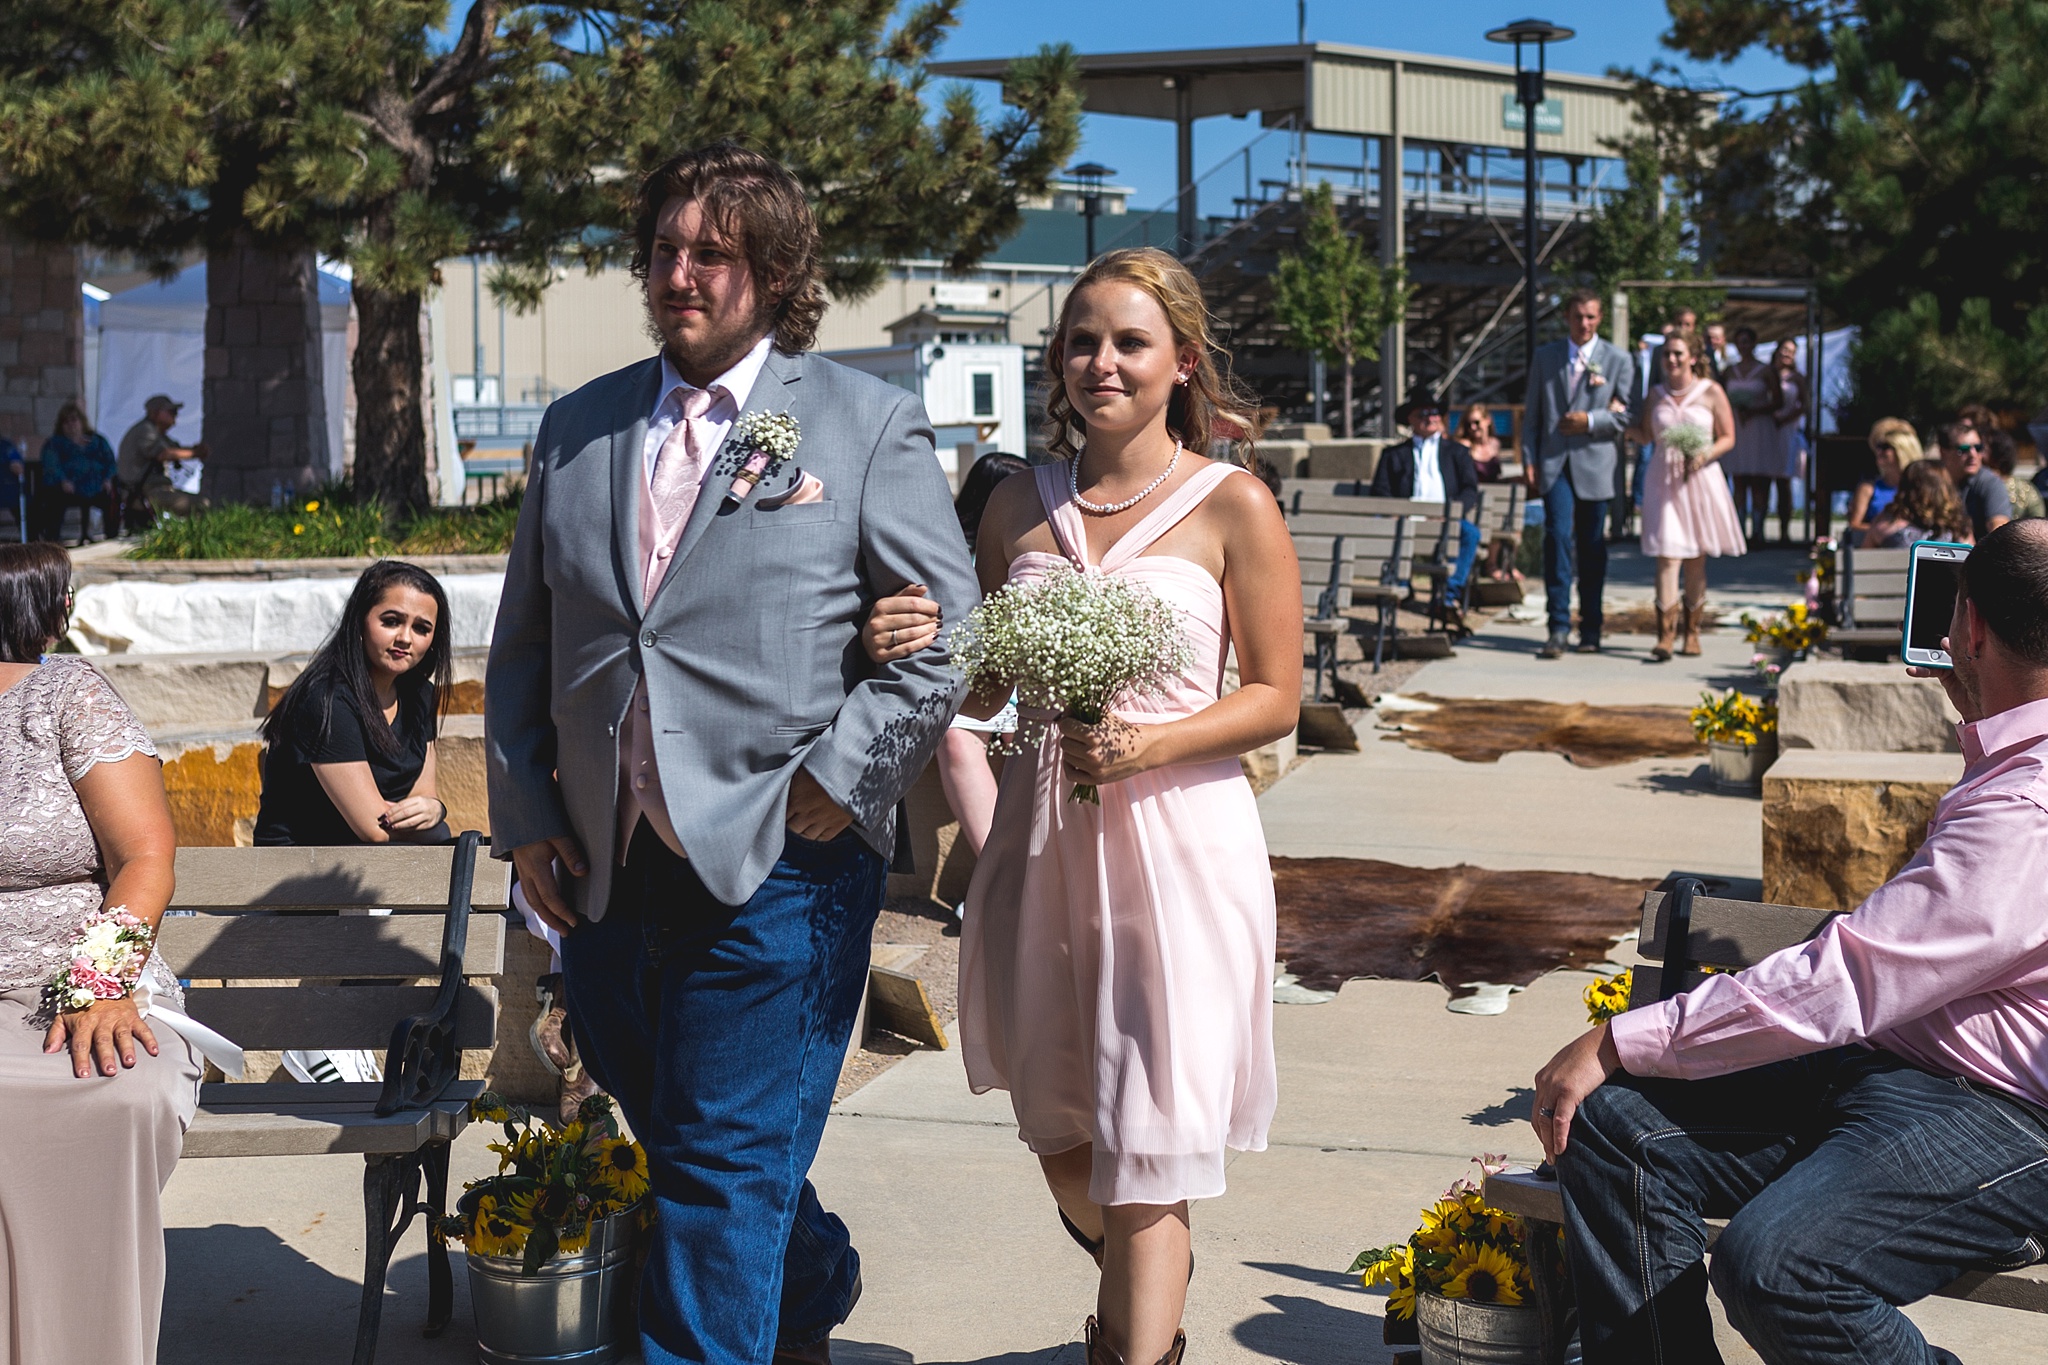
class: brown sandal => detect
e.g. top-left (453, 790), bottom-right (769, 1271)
top-left (1085, 1317), bottom-right (1186, 1365)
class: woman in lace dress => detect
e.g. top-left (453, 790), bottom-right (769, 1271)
top-left (0, 541), bottom-right (200, 1364)
top-left (1632, 334), bottom-right (1745, 661)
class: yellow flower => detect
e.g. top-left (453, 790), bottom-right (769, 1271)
top-left (1584, 969), bottom-right (1632, 1022)
top-left (467, 1196), bottom-right (527, 1258)
top-left (304, 500), bottom-right (320, 513)
top-left (556, 1220), bottom-right (593, 1255)
top-left (595, 1138), bottom-right (650, 1202)
top-left (1442, 1243), bottom-right (1523, 1305)
top-left (498, 1188), bottom-right (538, 1229)
top-left (292, 523), bottom-right (304, 535)
top-left (1387, 1277), bottom-right (1417, 1319)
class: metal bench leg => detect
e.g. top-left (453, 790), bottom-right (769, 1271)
top-left (1374, 599), bottom-right (1394, 673)
top-left (1520, 1215), bottom-right (1575, 1365)
top-left (355, 1154), bottom-right (405, 1365)
top-left (421, 1141), bottom-right (454, 1338)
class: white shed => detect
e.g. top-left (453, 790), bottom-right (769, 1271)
top-left (824, 328), bottom-right (1029, 485)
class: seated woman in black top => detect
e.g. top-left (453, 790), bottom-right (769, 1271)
top-left (254, 560), bottom-right (452, 846)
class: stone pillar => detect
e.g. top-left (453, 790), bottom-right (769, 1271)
top-left (0, 227), bottom-right (85, 455)
top-left (203, 235), bottom-right (330, 503)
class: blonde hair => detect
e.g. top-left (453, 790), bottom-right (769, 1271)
top-left (1043, 248), bottom-right (1259, 464)
top-left (1868, 417), bottom-right (1923, 467)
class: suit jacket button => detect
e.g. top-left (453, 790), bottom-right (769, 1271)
top-left (640, 629), bottom-right (658, 648)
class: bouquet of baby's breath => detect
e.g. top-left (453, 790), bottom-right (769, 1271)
top-left (1663, 422), bottom-right (1712, 477)
top-left (954, 560), bottom-right (1191, 803)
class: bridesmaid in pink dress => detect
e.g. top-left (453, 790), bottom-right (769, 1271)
top-left (952, 249), bottom-right (1299, 1365)
top-left (1633, 333), bottom-right (1745, 659)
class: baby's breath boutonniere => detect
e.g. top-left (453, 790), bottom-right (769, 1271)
top-left (718, 411), bottom-right (803, 510)
top-left (1585, 358), bottom-right (1606, 388)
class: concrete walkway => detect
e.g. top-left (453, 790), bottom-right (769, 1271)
top-left (156, 560), bottom-right (2047, 1362)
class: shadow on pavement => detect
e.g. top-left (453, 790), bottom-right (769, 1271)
top-left (1232, 1293), bottom-right (1388, 1364)
top-left (1242, 1261), bottom-right (1368, 1291)
top-left (839, 1344), bottom-right (1080, 1365)
top-left (1463, 1087), bottom-right (1537, 1129)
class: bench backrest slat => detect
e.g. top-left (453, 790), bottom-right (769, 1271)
top-left (158, 912), bottom-right (505, 980)
top-left (1842, 544), bottom-right (1914, 630)
top-left (1626, 890), bottom-right (1843, 1010)
top-left (171, 845), bottom-right (511, 911)
top-left (182, 983), bottom-right (498, 1050)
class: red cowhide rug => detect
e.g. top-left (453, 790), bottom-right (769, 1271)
top-left (1272, 857), bottom-right (1655, 996)
top-left (1382, 694), bottom-right (1704, 768)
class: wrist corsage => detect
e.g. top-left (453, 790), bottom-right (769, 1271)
top-left (45, 907), bottom-right (152, 1013)
top-left (718, 411), bottom-right (803, 511)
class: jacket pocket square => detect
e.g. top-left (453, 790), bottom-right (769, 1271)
top-left (757, 471), bottom-right (825, 509)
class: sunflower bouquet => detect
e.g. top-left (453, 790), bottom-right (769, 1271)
top-left (1740, 601), bottom-right (1827, 651)
top-left (438, 1092), bottom-right (650, 1274)
top-left (1584, 968), bottom-right (1633, 1022)
top-left (1351, 1155), bottom-right (1535, 1336)
top-left (1690, 689), bottom-right (1778, 747)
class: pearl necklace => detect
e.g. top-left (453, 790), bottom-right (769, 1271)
top-left (1069, 442), bottom-right (1182, 516)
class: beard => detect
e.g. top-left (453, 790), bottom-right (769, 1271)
top-left (642, 286), bottom-right (777, 380)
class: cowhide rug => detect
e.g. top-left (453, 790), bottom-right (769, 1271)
top-left (1272, 857), bottom-right (1654, 1000)
top-left (1381, 694), bottom-right (1704, 768)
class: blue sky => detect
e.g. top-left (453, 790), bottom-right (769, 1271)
top-left (932, 0), bottom-right (1807, 210)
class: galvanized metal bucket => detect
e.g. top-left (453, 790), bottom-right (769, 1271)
top-left (1415, 1290), bottom-right (1543, 1365)
top-left (466, 1205), bottom-right (641, 1364)
top-left (1709, 736), bottom-right (1777, 794)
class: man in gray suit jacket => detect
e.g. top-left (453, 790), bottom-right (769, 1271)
top-left (1522, 289), bottom-right (1636, 658)
top-left (485, 144), bottom-right (977, 1364)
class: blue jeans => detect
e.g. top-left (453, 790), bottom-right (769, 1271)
top-left (1541, 474), bottom-right (1609, 638)
top-left (562, 824), bottom-right (881, 1365)
top-left (1559, 1048), bottom-right (2048, 1365)
top-left (1441, 518), bottom-right (1481, 603)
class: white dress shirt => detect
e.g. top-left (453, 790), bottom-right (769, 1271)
top-left (1411, 433), bottom-right (1446, 505)
top-left (641, 335), bottom-right (774, 481)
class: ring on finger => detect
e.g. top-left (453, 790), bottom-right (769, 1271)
top-left (889, 628), bottom-right (897, 647)
top-left (1539, 1106), bottom-right (1557, 1118)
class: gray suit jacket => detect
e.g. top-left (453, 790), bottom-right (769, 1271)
top-left (484, 348), bottom-right (977, 914)
top-left (1520, 336), bottom-right (1636, 501)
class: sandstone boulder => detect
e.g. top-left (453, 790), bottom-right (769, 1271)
top-left (1762, 750), bottom-right (1963, 910)
top-left (1778, 661), bottom-right (1960, 753)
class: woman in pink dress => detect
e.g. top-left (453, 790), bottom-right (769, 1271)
top-left (1633, 333), bottom-right (1745, 660)
top-left (897, 248), bottom-right (1299, 1364)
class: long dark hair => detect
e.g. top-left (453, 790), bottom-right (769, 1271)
top-left (1890, 460), bottom-right (1973, 543)
top-left (261, 560), bottom-right (451, 759)
top-left (0, 541), bottom-right (71, 662)
top-left (954, 452), bottom-right (1028, 550)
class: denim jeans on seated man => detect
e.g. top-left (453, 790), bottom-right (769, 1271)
top-left (1561, 1048), bottom-right (2048, 1365)
top-left (1540, 475), bottom-right (1608, 642)
top-left (1442, 518), bottom-right (1481, 606)
top-left (561, 824), bottom-right (880, 1364)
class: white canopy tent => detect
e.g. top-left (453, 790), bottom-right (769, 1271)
top-left (90, 263), bottom-right (352, 478)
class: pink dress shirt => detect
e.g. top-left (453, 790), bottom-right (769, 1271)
top-left (1611, 695), bottom-right (2048, 1109)
top-left (614, 338), bottom-right (773, 864)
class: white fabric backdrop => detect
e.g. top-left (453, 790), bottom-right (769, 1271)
top-left (67, 574), bottom-right (504, 655)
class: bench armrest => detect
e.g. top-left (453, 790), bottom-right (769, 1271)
top-left (375, 829), bottom-right (482, 1116)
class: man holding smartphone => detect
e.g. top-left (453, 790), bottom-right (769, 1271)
top-left (1529, 520), bottom-right (2048, 1363)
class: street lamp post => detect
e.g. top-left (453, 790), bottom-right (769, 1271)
top-left (1069, 162), bottom-right (1116, 261)
top-left (1485, 19), bottom-right (1573, 399)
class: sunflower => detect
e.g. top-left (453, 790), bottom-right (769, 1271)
top-left (467, 1196), bottom-right (527, 1259)
top-left (555, 1219), bottom-right (593, 1256)
top-left (1441, 1243), bottom-right (1523, 1305)
top-left (1386, 1276), bottom-right (1417, 1320)
top-left (595, 1137), bottom-right (650, 1201)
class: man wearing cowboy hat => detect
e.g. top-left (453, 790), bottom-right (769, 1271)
top-left (1371, 394), bottom-right (1482, 623)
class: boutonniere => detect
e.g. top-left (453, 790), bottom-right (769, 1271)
top-left (716, 411), bottom-right (803, 511)
top-left (1585, 359), bottom-right (1606, 387)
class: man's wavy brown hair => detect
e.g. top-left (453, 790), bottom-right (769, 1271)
top-left (1043, 248), bottom-right (1259, 463)
top-left (630, 142), bottom-right (826, 355)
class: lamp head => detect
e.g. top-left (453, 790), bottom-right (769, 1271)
top-left (1485, 17), bottom-right (1575, 45)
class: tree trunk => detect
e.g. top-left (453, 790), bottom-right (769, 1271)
top-left (203, 232), bottom-right (330, 504)
top-left (1341, 350), bottom-right (1356, 439)
top-left (351, 284), bottom-right (431, 512)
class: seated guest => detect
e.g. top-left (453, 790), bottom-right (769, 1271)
top-left (0, 541), bottom-right (203, 1362)
top-left (1939, 419), bottom-right (2012, 541)
top-left (0, 433), bottom-right (23, 534)
top-left (1458, 402), bottom-right (1505, 480)
top-left (1372, 396), bottom-right (1482, 616)
top-left (1984, 425), bottom-right (2045, 522)
top-left (1863, 458), bottom-right (1973, 549)
top-left (33, 402), bottom-right (118, 545)
top-left (115, 394), bottom-right (204, 528)
top-left (1848, 418), bottom-right (1918, 540)
top-left (1532, 520), bottom-right (2048, 1365)
top-left (254, 559), bottom-right (451, 846)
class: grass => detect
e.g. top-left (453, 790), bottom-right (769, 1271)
top-left (128, 484), bottom-right (521, 559)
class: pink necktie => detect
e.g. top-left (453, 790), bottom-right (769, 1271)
top-left (649, 386), bottom-right (718, 532)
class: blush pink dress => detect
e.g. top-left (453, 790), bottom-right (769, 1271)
top-left (959, 460), bottom-right (1278, 1208)
top-left (1641, 381), bottom-right (1749, 559)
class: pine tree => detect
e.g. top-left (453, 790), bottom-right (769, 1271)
top-left (0, 2), bottom-right (1080, 509)
top-left (1573, 140), bottom-right (1721, 336)
top-left (1270, 183), bottom-right (1407, 438)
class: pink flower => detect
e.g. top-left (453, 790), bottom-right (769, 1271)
top-left (70, 967), bottom-right (126, 999)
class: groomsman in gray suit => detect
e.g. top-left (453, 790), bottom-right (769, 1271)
top-left (485, 143), bottom-right (977, 1364)
top-left (1522, 289), bottom-right (1636, 658)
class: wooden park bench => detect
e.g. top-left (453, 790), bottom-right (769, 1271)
top-left (159, 833), bottom-right (511, 1365)
top-left (1285, 500), bottom-right (1408, 673)
top-left (1481, 881), bottom-right (2048, 1363)
top-left (1832, 542), bottom-right (1910, 658)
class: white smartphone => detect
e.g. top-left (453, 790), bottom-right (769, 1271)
top-left (1903, 540), bottom-right (1971, 669)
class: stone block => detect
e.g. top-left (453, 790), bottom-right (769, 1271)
top-left (92, 654), bottom-right (272, 731)
top-left (1306, 438), bottom-right (1389, 482)
top-left (223, 305), bottom-right (262, 348)
top-left (1762, 749), bottom-right (1964, 910)
top-left (260, 301), bottom-right (313, 348)
top-left (1260, 439), bottom-right (1310, 479)
top-left (156, 731), bottom-right (265, 848)
top-left (1267, 423), bottom-right (1333, 442)
top-left (435, 714), bottom-right (491, 836)
top-left (1778, 661), bottom-right (1961, 753)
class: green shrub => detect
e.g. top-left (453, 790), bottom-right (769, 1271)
top-left (129, 485), bottom-right (521, 559)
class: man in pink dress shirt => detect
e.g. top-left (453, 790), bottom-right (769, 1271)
top-left (1531, 519), bottom-right (2048, 1365)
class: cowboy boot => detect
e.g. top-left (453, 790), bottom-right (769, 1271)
top-left (1651, 602), bottom-right (1679, 663)
top-left (1086, 1318), bottom-right (1188, 1365)
top-left (1680, 587), bottom-right (1706, 657)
